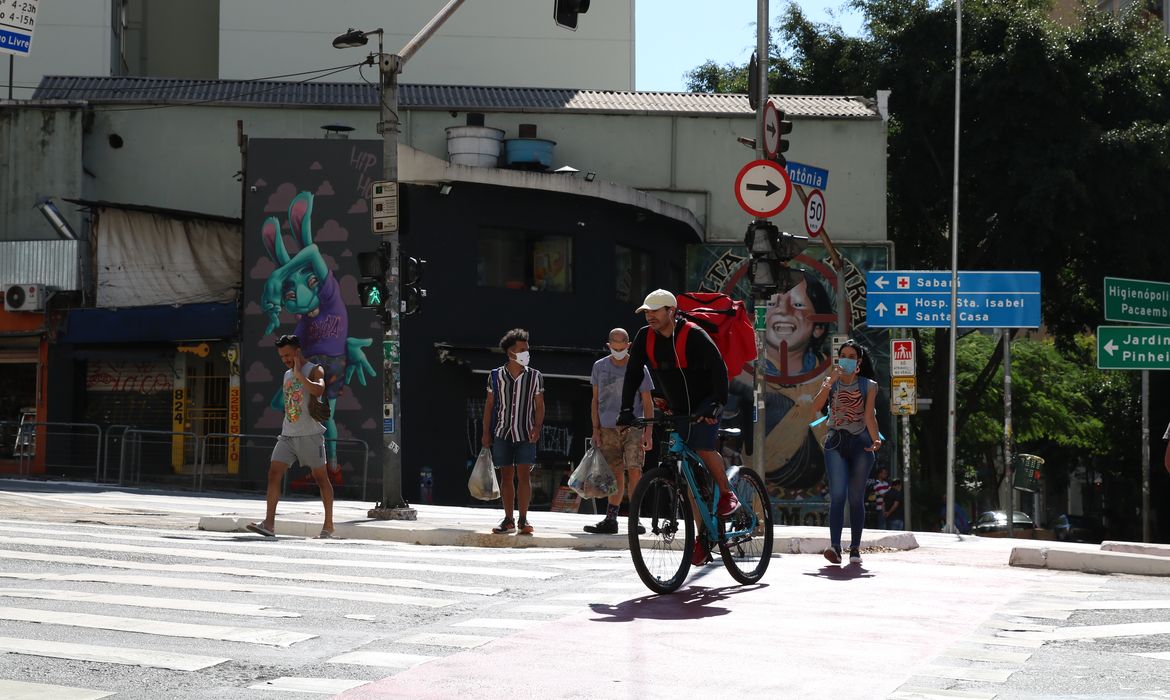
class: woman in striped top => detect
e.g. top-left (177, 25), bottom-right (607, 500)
top-left (810, 339), bottom-right (882, 565)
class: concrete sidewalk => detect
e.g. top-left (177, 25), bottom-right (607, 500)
top-left (198, 500), bottom-right (920, 553)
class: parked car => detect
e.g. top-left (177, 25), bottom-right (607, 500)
top-left (971, 510), bottom-right (1034, 535)
top-left (1053, 514), bottom-right (1105, 544)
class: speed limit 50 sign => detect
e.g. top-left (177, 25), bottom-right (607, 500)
top-left (804, 189), bottom-right (826, 238)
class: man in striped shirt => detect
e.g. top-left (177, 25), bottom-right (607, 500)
top-left (482, 328), bottom-right (545, 535)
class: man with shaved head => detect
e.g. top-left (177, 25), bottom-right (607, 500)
top-left (584, 328), bottom-right (654, 534)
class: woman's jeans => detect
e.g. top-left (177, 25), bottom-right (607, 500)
top-left (825, 430), bottom-right (876, 550)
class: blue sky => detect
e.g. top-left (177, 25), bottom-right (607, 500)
top-left (635, 1), bottom-right (864, 92)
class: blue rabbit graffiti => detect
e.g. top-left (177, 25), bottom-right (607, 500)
top-left (260, 191), bottom-right (377, 468)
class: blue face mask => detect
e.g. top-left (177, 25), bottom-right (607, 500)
top-left (837, 357), bottom-right (858, 375)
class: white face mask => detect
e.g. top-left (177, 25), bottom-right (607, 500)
top-left (609, 348), bottom-right (629, 360)
top-left (513, 350), bottom-right (530, 367)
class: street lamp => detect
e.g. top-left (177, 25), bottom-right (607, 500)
top-left (332, 28), bottom-right (372, 49)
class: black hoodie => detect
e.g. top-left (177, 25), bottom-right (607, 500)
top-left (620, 316), bottom-right (728, 417)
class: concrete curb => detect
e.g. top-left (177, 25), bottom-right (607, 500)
top-left (1010, 545), bottom-right (1170, 576)
top-left (1100, 541), bottom-right (1170, 558)
top-left (198, 515), bottom-right (920, 553)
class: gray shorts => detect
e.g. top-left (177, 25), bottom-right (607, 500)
top-left (272, 434), bottom-right (327, 469)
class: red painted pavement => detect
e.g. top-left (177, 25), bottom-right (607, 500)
top-left (338, 541), bottom-right (1060, 699)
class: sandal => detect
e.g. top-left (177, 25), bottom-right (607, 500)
top-left (246, 522), bottom-right (275, 538)
top-left (314, 529), bottom-right (337, 539)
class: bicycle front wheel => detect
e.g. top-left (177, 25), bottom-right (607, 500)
top-left (718, 466), bottom-right (774, 584)
top-left (628, 465), bottom-right (694, 594)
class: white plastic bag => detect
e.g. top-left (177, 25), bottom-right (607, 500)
top-left (568, 447), bottom-right (617, 499)
top-left (468, 448), bottom-right (500, 501)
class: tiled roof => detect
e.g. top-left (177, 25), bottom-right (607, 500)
top-left (32, 76), bottom-right (880, 119)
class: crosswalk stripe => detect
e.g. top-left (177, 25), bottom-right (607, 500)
top-left (944, 645), bottom-right (1033, 663)
top-left (0, 587), bottom-right (299, 617)
top-left (509, 604), bottom-right (582, 614)
top-left (396, 632), bottom-right (496, 648)
top-left (915, 665), bottom-right (1016, 683)
top-left (0, 606), bottom-right (315, 647)
top-left (0, 533), bottom-right (556, 580)
top-left (0, 635), bottom-right (230, 671)
top-left (1010, 621), bottom-right (1170, 640)
top-left (1135, 651), bottom-right (1170, 661)
top-left (982, 619), bottom-right (1055, 633)
top-left (998, 608), bottom-right (1072, 620)
top-left (450, 617), bottom-right (544, 630)
top-left (0, 551), bottom-right (488, 601)
top-left (327, 651), bottom-right (436, 668)
top-left (0, 679), bottom-right (113, 700)
top-left (966, 635), bottom-right (1044, 649)
top-left (247, 677), bottom-right (369, 694)
top-left (889, 686), bottom-right (997, 699)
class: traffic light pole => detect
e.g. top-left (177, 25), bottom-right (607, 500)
top-left (751, 0), bottom-right (769, 479)
top-left (367, 0), bottom-right (467, 520)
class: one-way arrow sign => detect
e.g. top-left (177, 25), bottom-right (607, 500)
top-left (1103, 339), bottom-right (1119, 356)
top-left (734, 159), bottom-right (793, 218)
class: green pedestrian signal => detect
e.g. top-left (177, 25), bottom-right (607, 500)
top-left (358, 281), bottom-right (386, 309)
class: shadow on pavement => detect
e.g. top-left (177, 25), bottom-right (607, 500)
top-left (803, 563), bottom-right (874, 581)
top-left (587, 583), bottom-right (767, 622)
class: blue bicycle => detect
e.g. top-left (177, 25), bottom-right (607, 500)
top-left (627, 416), bottom-right (774, 594)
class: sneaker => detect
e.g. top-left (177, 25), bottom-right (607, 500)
top-left (849, 547), bottom-right (862, 564)
top-left (518, 518), bottom-right (534, 535)
top-left (692, 539), bottom-right (709, 566)
top-left (823, 546), bottom-right (842, 564)
top-left (716, 490), bottom-right (741, 516)
top-left (492, 518), bottom-right (515, 535)
top-left (583, 518), bottom-right (618, 535)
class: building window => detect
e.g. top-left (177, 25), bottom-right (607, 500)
top-left (478, 229), bottom-right (573, 292)
top-left (615, 244), bottom-right (652, 303)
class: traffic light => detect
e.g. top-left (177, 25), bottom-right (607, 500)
top-left (744, 221), bottom-right (808, 297)
top-left (553, 0), bottom-right (590, 30)
top-left (357, 245), bottom-right (390, 310)
top-left (401, 254), bottom-right (427, 316)
top-left (775, 107), bottom-right (793, 166)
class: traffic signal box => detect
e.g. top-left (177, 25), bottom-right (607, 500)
top-left (357, 245), bottom-right (390, 311)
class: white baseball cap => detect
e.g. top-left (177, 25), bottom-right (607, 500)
top-left (636, 289), bottom-right (677, 312)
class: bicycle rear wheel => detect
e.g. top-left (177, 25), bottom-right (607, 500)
top-left (718, 466), bottom-right (774, 584)
top-left (628, 465), bottom-right (694, 594)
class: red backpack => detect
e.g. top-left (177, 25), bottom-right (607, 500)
top-left (645, 292), bottom-right (758, 381)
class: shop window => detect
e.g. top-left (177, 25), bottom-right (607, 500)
top-left (615, 244), bottom-right (652, 303)
top-left (478, 229), bottom-right (573, 293)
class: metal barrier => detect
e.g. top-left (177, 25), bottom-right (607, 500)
top-left (0, 421), bottom-right (103, 480)
top-left (195, 434), bottom-right (370, 498)
top-left (119, 428), bottom-right (199, 486)
top-left (101, 425), bottom-right (136, 483)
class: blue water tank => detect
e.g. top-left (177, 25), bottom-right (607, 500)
top-left (504, 138), bottom-right (556, 169)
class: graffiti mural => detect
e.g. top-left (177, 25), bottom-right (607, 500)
top-left (688, 242), bottom-right (891, 499)
top-left (242, 139), bottom-right (383, 489)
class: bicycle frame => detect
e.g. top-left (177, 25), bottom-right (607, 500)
top-left (664, 429), bottom-right (759, 544)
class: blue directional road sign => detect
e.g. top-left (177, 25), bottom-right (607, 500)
top-left (866, 271), bottom-right (1041, 328)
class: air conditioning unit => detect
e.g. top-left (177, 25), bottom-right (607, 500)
top-left (3, 284), bottom-right (45, 312)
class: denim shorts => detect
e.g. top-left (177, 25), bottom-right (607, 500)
top-left (674, 418), bottom-right (718, 452)
top-left (491, 436), bottom-right (537, 468)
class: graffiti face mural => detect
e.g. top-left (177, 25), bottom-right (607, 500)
top-left (259, 191), bottom-right (377, 469)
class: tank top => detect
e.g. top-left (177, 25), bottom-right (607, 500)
top-left (281, 361), bottom-right (326, 437)
top-left (829, 377), bottom-right (874, 436)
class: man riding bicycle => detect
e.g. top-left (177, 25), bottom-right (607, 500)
top-left (616, 289), bottom-right (740, 565)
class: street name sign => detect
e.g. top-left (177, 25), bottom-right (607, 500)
top-left (785, 160), bottom-right (829, 191)
top-left (1103, 276), bottom-right (1170, 325)
top-left (734, 159), bottom-right (792, 218)
top-left (1096, 325), bottom-right (1170, 370)
top-left (0, 0), bottom-right (38, 56)
top-left (866, 271), bottom-right (1041, 329)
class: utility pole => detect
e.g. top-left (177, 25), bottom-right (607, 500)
top-left (752, 0), bottom-right (769, 478)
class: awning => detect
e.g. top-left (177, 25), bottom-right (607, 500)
top-left (61, 303), bottom-right (237, 343)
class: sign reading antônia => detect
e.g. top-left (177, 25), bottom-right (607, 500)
top-left (1104, 276), bottom-right (1170, 325)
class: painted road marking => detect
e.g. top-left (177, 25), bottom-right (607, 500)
top-left (1134, 651), bottom-right (1170, 661)
top-left (0, 569), bottom-right (462, 606)
top-left (982, 619), bottom-right (1055, 633)
top-left (0, 636), bottom-right (229, 671)
top-left (915, 665), bottom-right (1016, 683)
top-left (328, 651), bottom-right (436, 668)
top-left (0, 679), bottom-right (113, 700)
top-left (966, 635), bottom-right (1044, 648)
top-left (890, 687), bottom-right (997, 700)
top-left (396, 632), bottom-right (496, 649)
top-left (0, 587), bottom-right (299, 617)
top-left (345, 614), bottom-right (376, 621)
top-left (944, 645), bottom-right (1033, 664)
top-left (248, 677), bottom-right (369, 694)
top-left (0, 606), bottom-right (315, 647)
top-left (1007, 621), bottom-right (1170, 641)
top-left (999, 608), bottom-right (1073, 620)
top-left (0, 552), bottom-right (483, 601)
top-left (0, 533), bottom-right (555, 580)
top-left (509, 604), bottom-right (582, 614)
top-left (450, 618), bottom-right (543, 630)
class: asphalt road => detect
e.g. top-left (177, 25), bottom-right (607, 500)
top-left (0, 482), bottom-right (1168, 699)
